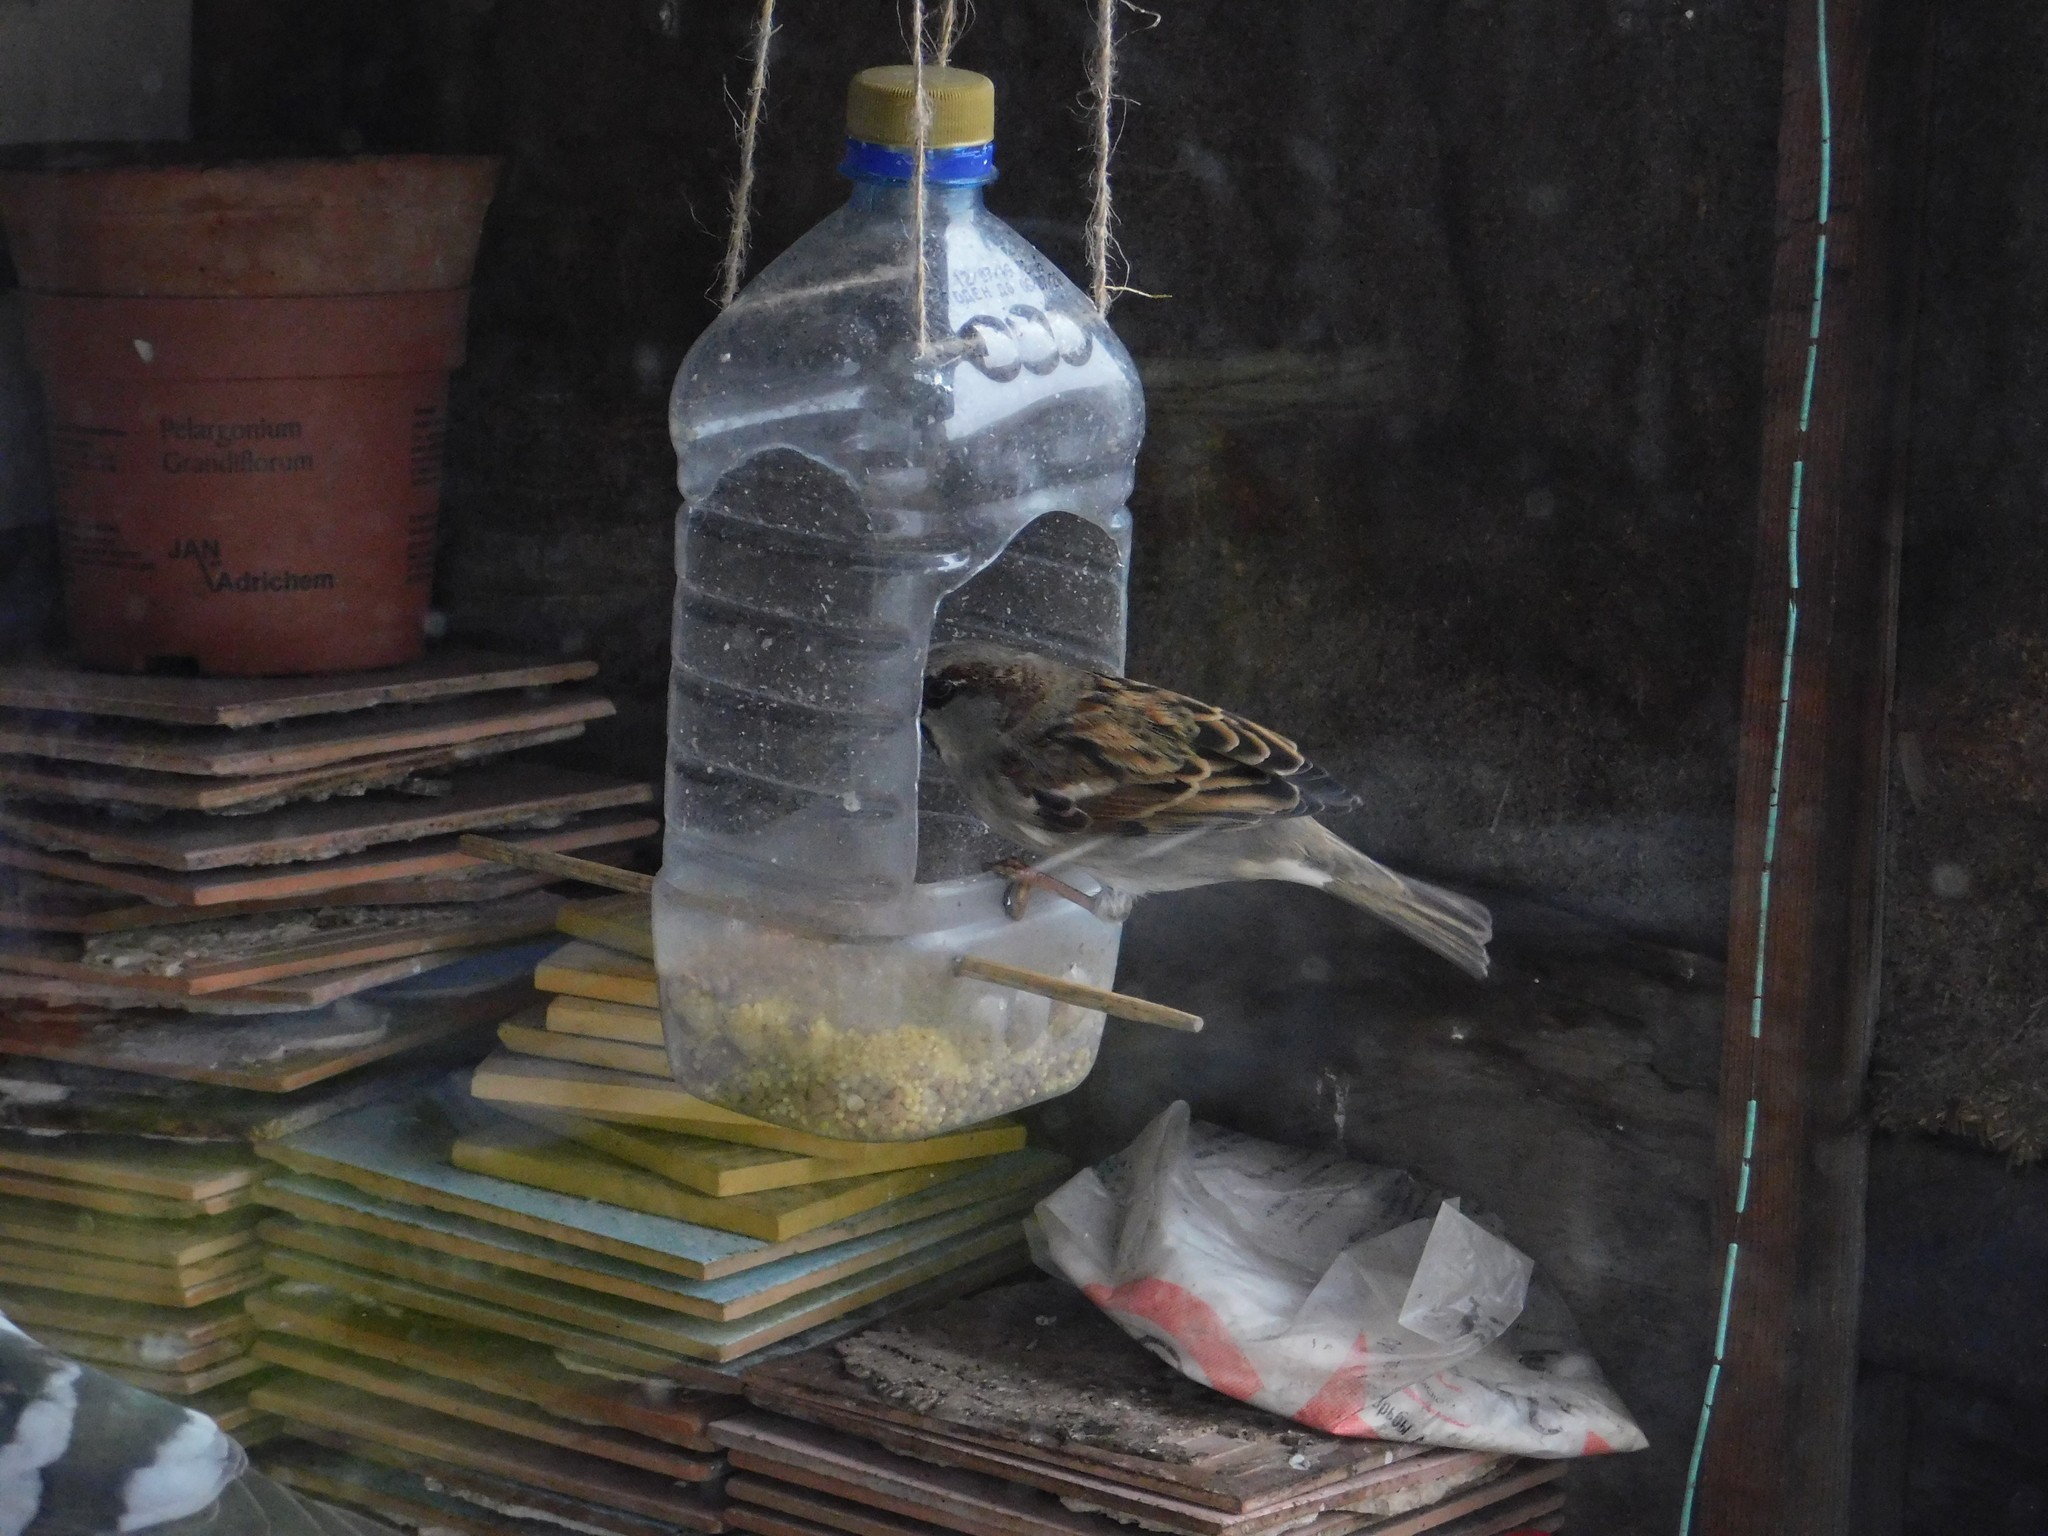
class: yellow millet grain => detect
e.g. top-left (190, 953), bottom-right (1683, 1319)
top-left (668, 984), bottom-right (1099, 1140)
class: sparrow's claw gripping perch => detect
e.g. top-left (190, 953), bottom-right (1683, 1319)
top-left (991, 857), bottom-right (1092, 919)
top-left (990, 857), bottom-right (1038, 919)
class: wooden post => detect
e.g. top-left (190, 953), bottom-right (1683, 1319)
top-left (1688, 0), bottom-right (1931, 1531)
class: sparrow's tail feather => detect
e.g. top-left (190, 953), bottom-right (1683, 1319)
top-left (1307, 826), bottom-right (1493, 979)
top-left (1329, 870), bottom-right (1494, 978)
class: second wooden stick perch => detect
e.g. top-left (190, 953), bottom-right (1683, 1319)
top-left (953, 955), bottom-right (1203, 1032)
top-left (459, 835), bottom-right (1198, 1031)
top-left (459, 835), bottom-right (655, 896)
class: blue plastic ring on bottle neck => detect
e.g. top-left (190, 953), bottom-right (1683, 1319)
top-left (840, 138), bottom-right (999, 186)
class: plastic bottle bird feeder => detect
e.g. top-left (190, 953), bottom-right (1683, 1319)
top-left (655, 66), bottom-right (1148, 1141)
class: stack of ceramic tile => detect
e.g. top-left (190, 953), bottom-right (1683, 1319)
top-left (718, 1280), bottom-right (1568, 1536)
top-left (235, 874), bottom-right (1086, 1533)
top-left (0, 650), bottom-right (659, 1013)
top-left (0, 939), bottom-right (544, 1447)
top-left (239, 914), bottom-right (1069, 1536)
top-left (0, 1132), bottom-right (273, 1441)
top-left (457, 897), bottom-right (1067, 1308)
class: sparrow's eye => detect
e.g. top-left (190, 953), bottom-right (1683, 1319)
top-left (923, 674), bottom-right (961, 712)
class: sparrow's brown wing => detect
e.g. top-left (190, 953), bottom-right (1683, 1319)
top-left (1000, 674), bottom-right (1360, 837)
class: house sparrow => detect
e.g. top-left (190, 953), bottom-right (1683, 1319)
top-left (921, 642), bottom-right (1493, 979)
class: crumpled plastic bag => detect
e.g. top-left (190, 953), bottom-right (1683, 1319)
top-left (1028, 1101), bottom-right (1646, 1459)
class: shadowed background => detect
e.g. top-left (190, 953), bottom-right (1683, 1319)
top-left (3, 0), bottom-right (2032, 1528)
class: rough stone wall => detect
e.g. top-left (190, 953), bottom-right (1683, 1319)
top-left (179, 3), bottom-right (1793, 1530)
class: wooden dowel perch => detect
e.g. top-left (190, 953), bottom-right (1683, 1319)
top-left (459, 836), bottom-right (1194, 1030)
top-left (953, 955), bottom-right (1203, 1032)
top-left (459, 835), bottom-right (655, 896)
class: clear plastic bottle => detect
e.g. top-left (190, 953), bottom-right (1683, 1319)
top-left (656, 66), bottom-right (1146, 1140)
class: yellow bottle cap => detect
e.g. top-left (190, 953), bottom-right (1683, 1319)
top-left (847, 65), bottom-right (995, 149)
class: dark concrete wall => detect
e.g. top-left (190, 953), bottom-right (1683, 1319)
top-left (28, 1), bottom-right (2037, 1526)
top-left (1859, 1136), bottom-right (2048, 1534)
top-left (1850, 6), bottom-right (2048, 1529)
top-left (1870, 1), bottom-right (2048, 1164)
top-left (178, 3), bottom-right (1791, 1530)
top-left (192, 0), bottom-right (1780, 953)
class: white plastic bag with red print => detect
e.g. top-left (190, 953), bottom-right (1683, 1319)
top-left (1028, 1102), bottom-right (1645, 1459)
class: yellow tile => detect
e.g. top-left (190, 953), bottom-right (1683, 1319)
top-left (0, 1131), bottom-right (256, 1201)
top-left (555, 895), bottom-right (654, 962)
top-left (487, 1102), bottom-right (1025, 1198)
top-left (0, 1195), bottom-right (260, 1266)
top-left (450, 1123), bottom-right (993, 1243)
top-left (533, 940), bottom-right (656, 1009)
top-left (546, 994), bottom-right (662, 1045)
top-left (469, 1051), bottom-right (1014, 1163)
top-left (501, 1021), bottom-right (668, 1077)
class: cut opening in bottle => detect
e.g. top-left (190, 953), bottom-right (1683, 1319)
top-left (918, 511), bottom-right (1126, 883)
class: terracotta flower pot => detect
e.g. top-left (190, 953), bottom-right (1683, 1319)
top-left (0, 155), bottom-right (500, 676)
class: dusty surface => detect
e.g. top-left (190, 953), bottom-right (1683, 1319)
top-left (1, 762), bottom-right (640, 871)
top-left (835, 1280), bottom-right (1314, 1463)
top-left (0, 1056), bottom-right (414, 1141)
top-left (87, 1003), bottom-right (391, 1070)
top-left (82, 903), bottom-right (484, 976)
top-left (0, 869), bottom-right (137, 925)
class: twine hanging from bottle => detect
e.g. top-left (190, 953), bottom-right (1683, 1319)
top-left (713, 0), bottom-right (778, 310)
top-left (714, 0), bottom-right (1125, 324)
top-left (1084, 0), bottom-right (1117, 313)
top-left (933, 0), bottom-right (964, 64)
top-left (908, 0), bottom-right (935, 355)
